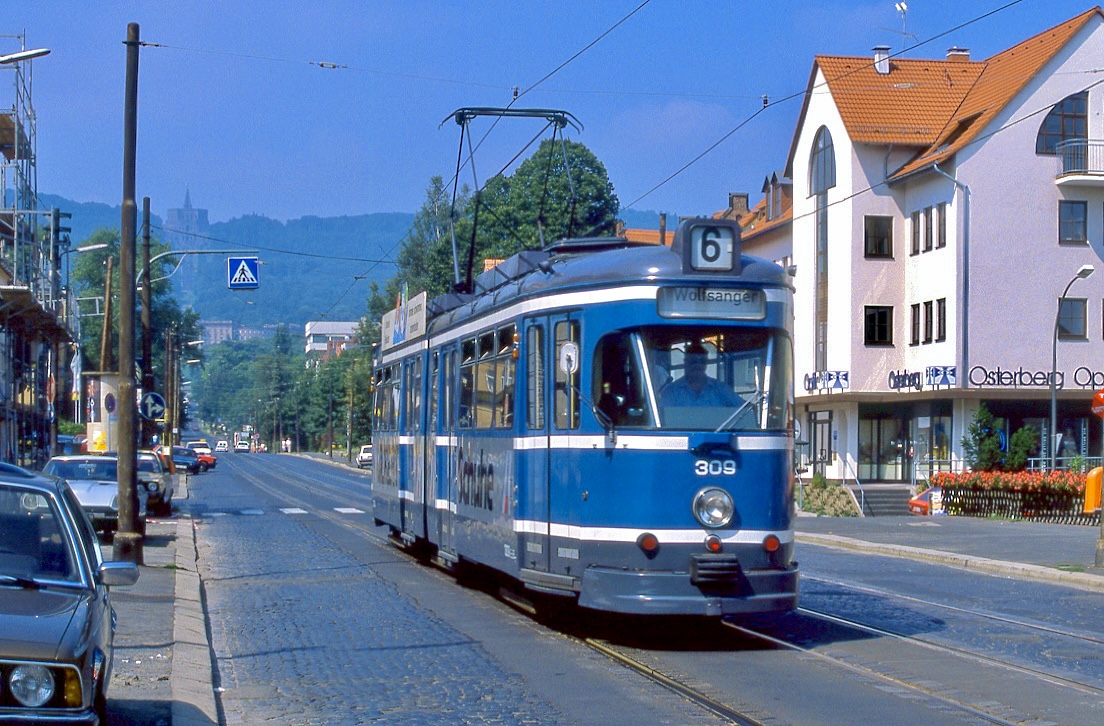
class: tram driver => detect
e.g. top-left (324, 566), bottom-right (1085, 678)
top-left (659, 343), bottom-right (741, 408)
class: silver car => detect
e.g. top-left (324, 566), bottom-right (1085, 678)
top-left (0, 466), bottom-right (139, 723)
top-left (42, 456), bottom-right (148, 533)
top-left (137, 450), bottom-right (174, 516)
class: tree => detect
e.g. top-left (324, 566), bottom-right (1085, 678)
top-left (1005, 424), bottom-right (1040, 471)
top-left (962, 403), bottom-right (1005, 471)
top-left (380, 140), bottom-right (619, 309)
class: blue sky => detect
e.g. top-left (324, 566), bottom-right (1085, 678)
top-left (3, 1), bottom-right (1098, 224)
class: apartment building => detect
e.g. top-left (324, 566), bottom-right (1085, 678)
top-left (777, 8), bottom-right (1104, 482)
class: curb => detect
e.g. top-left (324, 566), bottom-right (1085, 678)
top-left (171, 508), bottom-right (219, 724)
top-left (796, 532), bottom-right (1104, 594)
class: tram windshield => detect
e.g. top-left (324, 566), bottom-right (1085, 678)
top-left (593, 326), bottom-right (793, 432)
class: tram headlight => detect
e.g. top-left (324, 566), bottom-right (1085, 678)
top-left (692, 487), bottom-right (734, 528)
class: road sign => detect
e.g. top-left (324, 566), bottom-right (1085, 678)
top-left (228, 256), bottom-right (259, 290)
top-left (140, 391), bottom-right (167, 421)
top-left (1093, 388), bottom-right (1104, 419)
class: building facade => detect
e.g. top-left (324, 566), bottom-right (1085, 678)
top-left (782, 9), bottom-right (1104, 483)
top-left (304, 321), bottom-right (358, 355)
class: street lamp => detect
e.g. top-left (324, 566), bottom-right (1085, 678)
top-left (0, 48), bottom-right (50, 64)
top-left (1050, 264), bottom-right (1095, 470)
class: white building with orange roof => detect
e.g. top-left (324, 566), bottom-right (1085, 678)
top-left (784, 8), bottom-right (1104, 486)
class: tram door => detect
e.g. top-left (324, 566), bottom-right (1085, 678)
top-left (438, 349), bottom-right (457, 555)
top-left (520, 318), bottom-right (552, 573)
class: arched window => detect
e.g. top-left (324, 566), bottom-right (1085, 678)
top-left (810, 127), bottom-right (836, 194)
top-left (1036, 91), bottom-right (1087, 154)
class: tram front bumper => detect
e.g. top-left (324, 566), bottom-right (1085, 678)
top-left (577, 564), bottom-right (799, 616)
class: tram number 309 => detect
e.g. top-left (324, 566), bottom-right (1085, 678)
top-left (695, 459), bottom-right (737, 476)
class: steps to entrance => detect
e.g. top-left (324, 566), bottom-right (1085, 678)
top-left (848, 484), bottom-right (913, 516)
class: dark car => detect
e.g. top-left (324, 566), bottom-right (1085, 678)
top-left (0, 465), bottom-right (139, 723)
top-left (165, 445), bottom-right (201, 475)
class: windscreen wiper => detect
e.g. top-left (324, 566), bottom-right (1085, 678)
top-left (714, 390), bottom-right (765, 433)
top-left (0, 574), bottom-right (43, 590)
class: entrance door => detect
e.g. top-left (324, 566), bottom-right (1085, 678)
top-left (809, 411), bottom-right (832, 478)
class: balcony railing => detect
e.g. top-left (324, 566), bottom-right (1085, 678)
top-left (1055, 139), bottom-right (1104, 178)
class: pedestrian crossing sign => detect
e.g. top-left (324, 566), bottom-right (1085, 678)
top-left (228, 256), bottom-right (259, 290)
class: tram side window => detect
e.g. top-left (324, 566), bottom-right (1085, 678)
top-left (554, 320), bottom-right (580, 430)
top-left (430, 353), bottom-right (439, 434)
top-left (475, 331), bottom-right (497, 428)
top-left (527, 326), bottom-right (545, 430)
top-left (410, 357), bottom-right (423, 433)
top-left (389, 364), bottom-right (400, 431)
top-left (593, 332), bottom-right (651, 428)
top-left (497, 324), bottom-right (517, 428)
top-left (443, 350), bottom-right (455, 432)
top-left (459, 339), bottom-right (476, 429)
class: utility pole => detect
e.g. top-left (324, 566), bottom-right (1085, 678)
top-left (141, 197), bottom-right (154, 446)
top-left (114, 21), bottom-right (141, 564)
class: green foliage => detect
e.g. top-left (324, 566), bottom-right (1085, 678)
top-left (961, 403), bottom-right (1005, 471)
top-left (1005, 424), bottom-right (1039, 471)
top-left (378, 140), bottom-right (620, 315)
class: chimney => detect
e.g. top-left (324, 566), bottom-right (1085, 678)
top-left (946, 46), bottom-right (970, 62)
top-left (873, 45), bottom-right (891, 75)
top-left (728, 192), bottom-right (749, 218)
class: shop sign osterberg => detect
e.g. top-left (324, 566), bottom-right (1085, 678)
top-left (967, 365), bottom-right (1104, 389)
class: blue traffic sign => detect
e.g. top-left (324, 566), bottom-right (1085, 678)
top-left (140, 391), bottom-right (167, 421)
top-left (228, 256), bottom-right (259, 290)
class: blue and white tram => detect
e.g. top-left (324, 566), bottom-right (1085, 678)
top-left (372, 217), bottom-right (798, 616)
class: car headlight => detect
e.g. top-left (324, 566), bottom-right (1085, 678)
top-left (9, 664), bottom-right (55, 707)
top-left (692, 487), bottom-right (735, 528)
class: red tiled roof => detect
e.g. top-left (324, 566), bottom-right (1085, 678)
top-left (786, 8), bottom-right (1103, 181)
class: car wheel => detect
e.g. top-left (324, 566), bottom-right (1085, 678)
top-left (199, 462), bottom-right (208, 473)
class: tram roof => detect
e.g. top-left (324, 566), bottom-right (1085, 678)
top-left (424, 232), bottom-right (791, 336)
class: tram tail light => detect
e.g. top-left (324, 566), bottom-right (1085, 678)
top-left (704, 534), bottom-right (722, 552)
top-left (762, 534), bottom-right (781, 553)
top-left (637, 532), bottom-right (659, 557)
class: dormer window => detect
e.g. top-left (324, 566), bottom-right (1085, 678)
top-left (1037, 91), bottom-right (1087, 154)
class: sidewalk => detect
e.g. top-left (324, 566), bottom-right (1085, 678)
top-left (796, 514), bottom-right (1104, 592)
top-left (105, 475), bottom-right (218, 725)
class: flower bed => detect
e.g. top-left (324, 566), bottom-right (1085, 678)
top-left (929, 471), bottom-right (1095, 523)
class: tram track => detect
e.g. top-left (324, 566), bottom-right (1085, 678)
top-left (721, 619), bottom-right (1024, 726)
top-left (802, 572), bottom-right (1104, 647)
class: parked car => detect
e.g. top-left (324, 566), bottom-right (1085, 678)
top-left (160, 445), bottom-right (201, 475)
top-left (908, 486), bottom-right (944, 516)
top-left (234, 440), bottom-right (250, 453)
top-left (356, 444), bottom-right (374, 469)
top-left (137, 449), bottom-right (174, 516)
top-left (0, 466), bottom-right (139, 723)
top-left (42, 455), bottom-right (148, 533)
top-left (215, 439), bottom-right (230, 452)
top-left (194, 449), bottom-right (217, 471)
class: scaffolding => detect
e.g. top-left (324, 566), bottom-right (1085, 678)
top-left (0, 34), bottom-right (73, 466)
